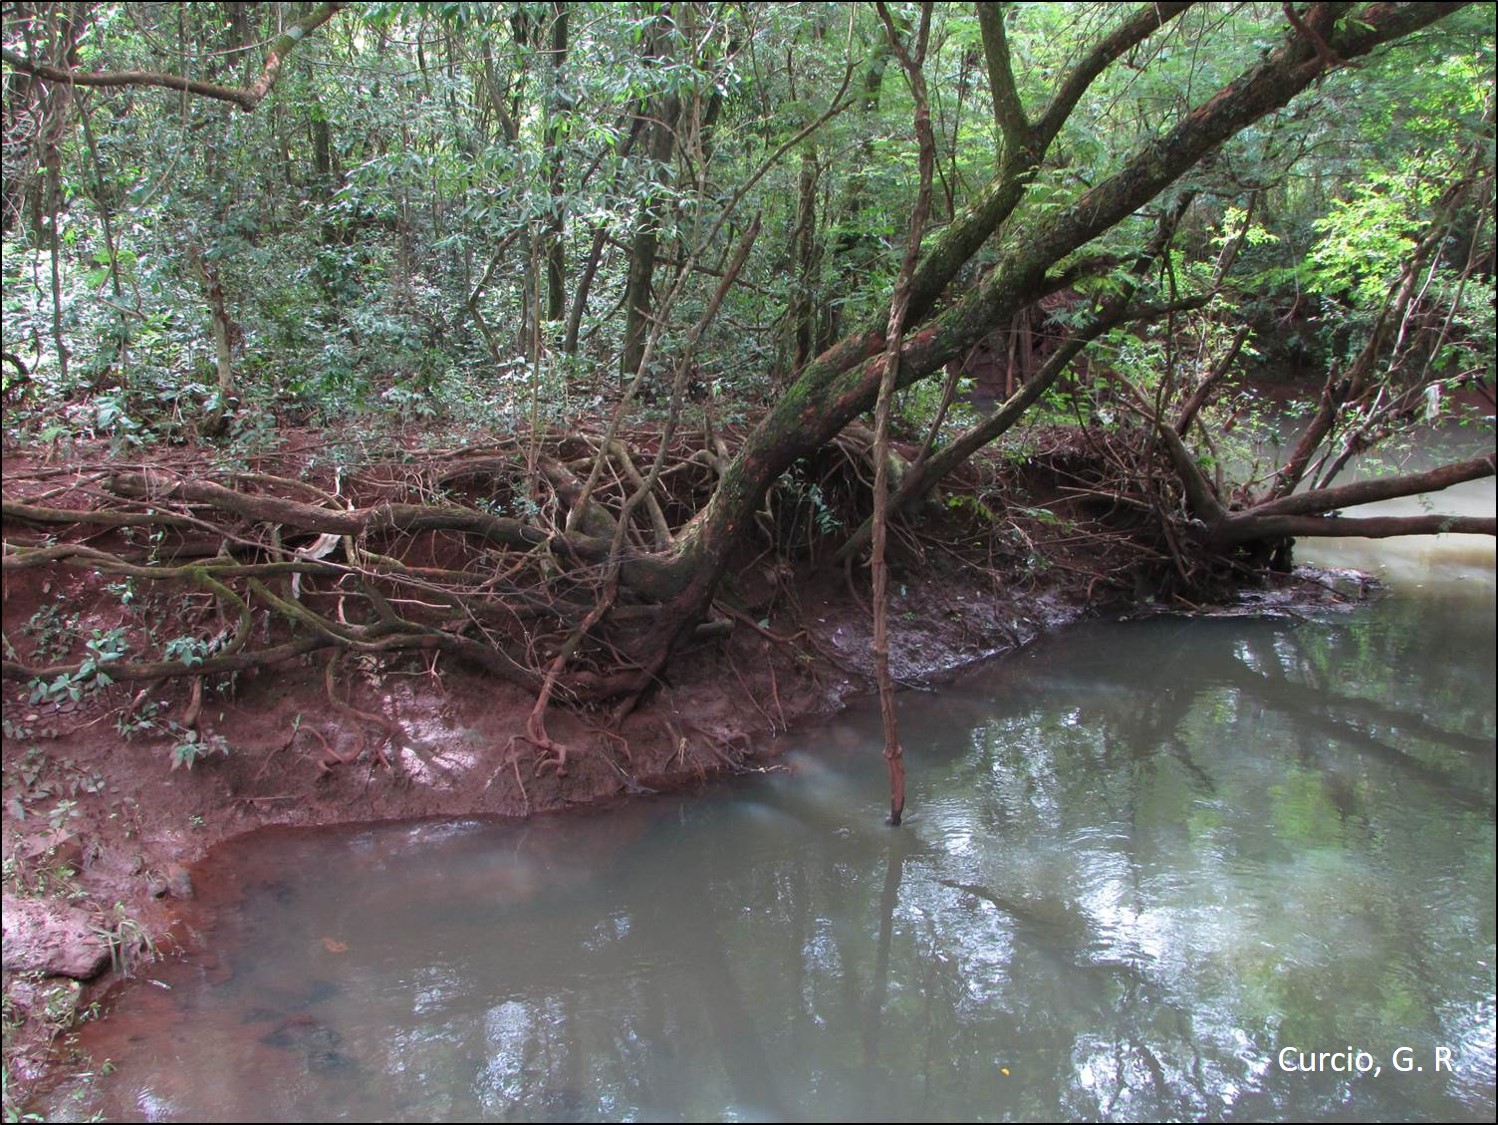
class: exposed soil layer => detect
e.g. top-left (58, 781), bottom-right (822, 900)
top-left (0, 422), bottom-right (1356, 1104)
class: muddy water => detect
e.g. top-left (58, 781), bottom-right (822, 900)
top-left (60, 491), bottom-right (1495, 1122)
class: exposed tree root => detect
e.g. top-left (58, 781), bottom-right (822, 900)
top-left (4, 422), bottom-right (1488, 783)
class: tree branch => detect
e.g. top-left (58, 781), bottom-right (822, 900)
top-left (1245, 455), bottom-right (1496, 520)
top-left (1033, 2), bottom-right (1196, 149)
top-left (976, 3), bottom-right (1031, 159)
top-left (902, 3), bottom-right (1192, 324)
top-left (1, 3), bottom-right (344, 112)
top-left (1213, 512), bottom-right (1495, 543)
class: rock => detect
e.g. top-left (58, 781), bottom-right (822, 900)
top-left (166, 864), bottom-right (194, 899)
top-left (147, 864), bottom-right (194, 899)
top-left (1, 894), bottom-right (112, 979)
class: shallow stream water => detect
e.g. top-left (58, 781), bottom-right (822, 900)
top-left (56, 481), bottom-right (1495, 1123)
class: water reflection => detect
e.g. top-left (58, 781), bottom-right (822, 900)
top-left (66, 580), bottom-right (1494, 1122)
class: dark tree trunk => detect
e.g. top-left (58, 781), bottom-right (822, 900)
top-left (544, 3), bottom-right (569, 324)
top-left (620, 95), bottom-right (679, 381)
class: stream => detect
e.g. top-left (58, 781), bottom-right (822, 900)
top-left (54, 477), bottom-right (1495, 1123)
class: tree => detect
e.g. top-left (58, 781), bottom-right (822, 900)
top-left (0, 3), bottom-right (343, 112)
top-left (645, 2), bottom-right (1488, 640)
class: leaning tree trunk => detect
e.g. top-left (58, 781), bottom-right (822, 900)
top-left (633, 1), bottom-right (1470, 666)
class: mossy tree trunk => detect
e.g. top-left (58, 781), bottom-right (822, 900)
top-left (635, 2), bottom-right (1473, 665)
